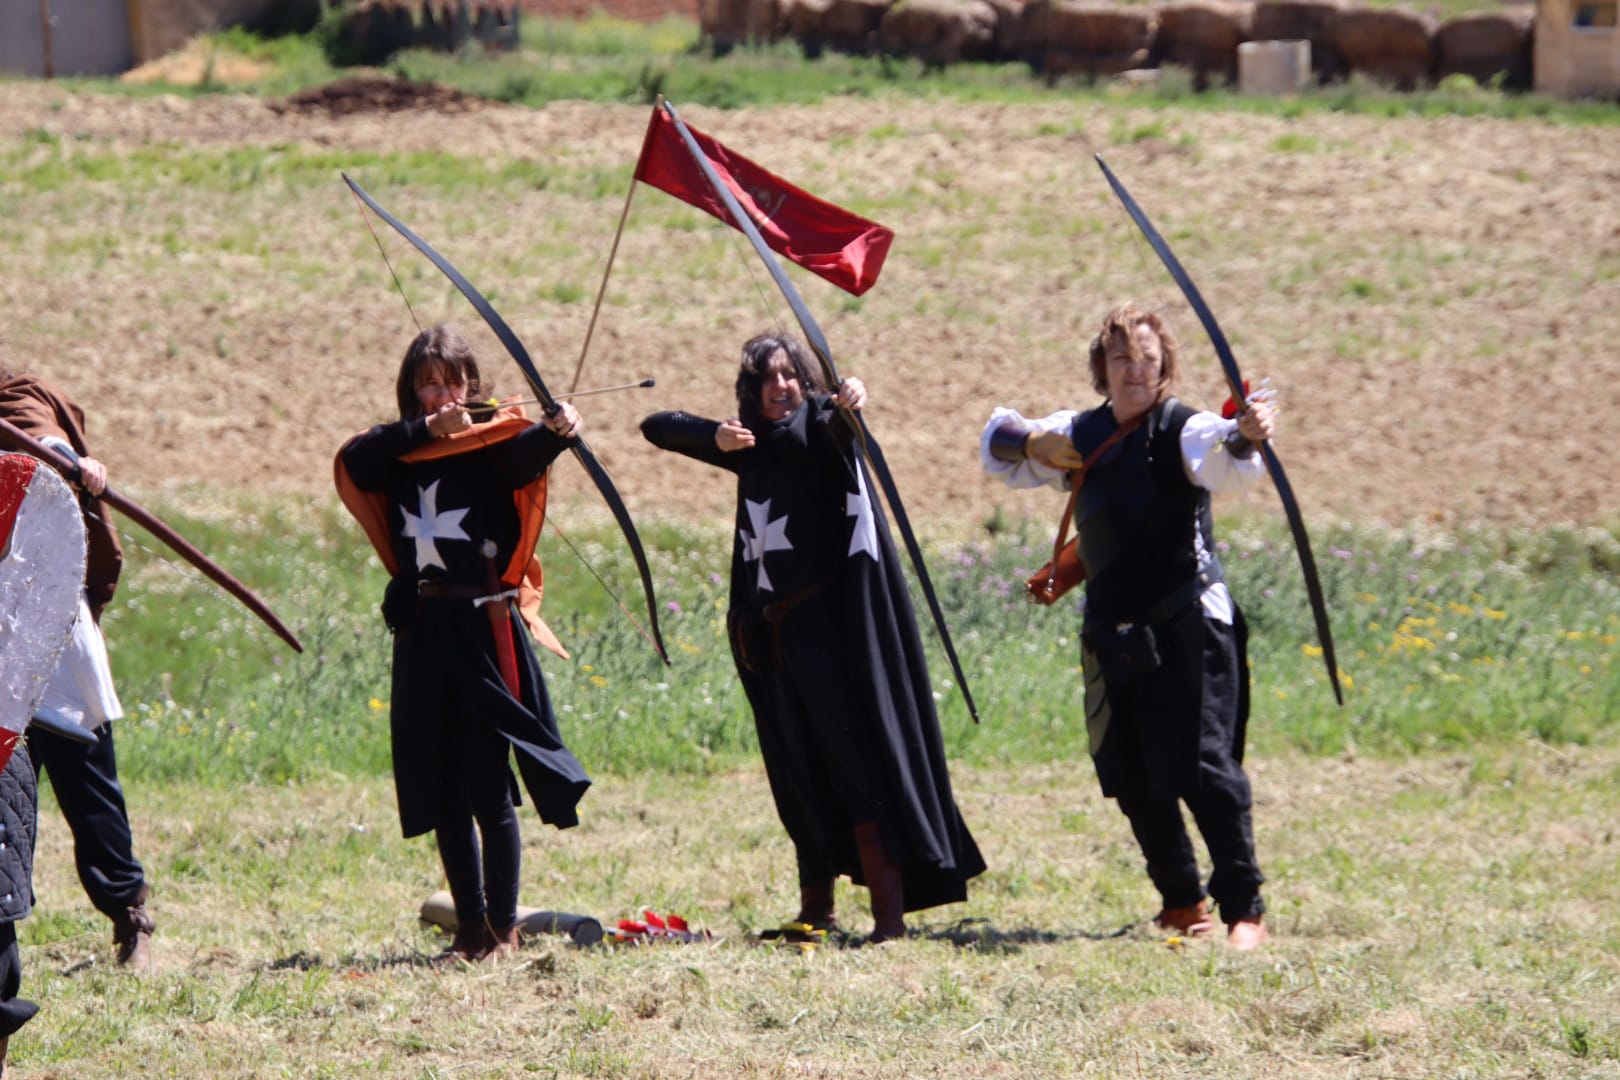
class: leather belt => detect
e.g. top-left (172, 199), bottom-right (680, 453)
top-left (418, 582), bottom-right (493, 600)
top-left (761, 578), bottom-right (833, 625)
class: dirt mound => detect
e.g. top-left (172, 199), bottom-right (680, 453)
top-left (273, 75), bottom-right (484, 116)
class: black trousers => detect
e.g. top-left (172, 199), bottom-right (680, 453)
top-left (434, 715), bottom-right (521, 932)
top-left (26, 723), bottom-right (146, 922)
top-left (1086, 610), bottom-right (1264, 923)
top-left (0, 921), bottom-right (37, 1038)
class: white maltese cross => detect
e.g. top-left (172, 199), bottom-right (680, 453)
top-left (400, 480), bottom-right (470, 572)
top-left (740, 497), bottom-right (792, 593)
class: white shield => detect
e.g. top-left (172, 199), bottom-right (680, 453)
top-left (0, 452), bottom-right (88, 765)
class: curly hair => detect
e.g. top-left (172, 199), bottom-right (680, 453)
top-left (395, 325), bottom-right (489, 420)
top-left (733, 332), bottom-right (823, 427)
top-left (1086, 302), bottom-right (1180, 401)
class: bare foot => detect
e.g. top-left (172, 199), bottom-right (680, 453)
top-left (1226, 916), bottom-right (1269, 951)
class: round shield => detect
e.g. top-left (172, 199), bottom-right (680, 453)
top-left (0, 452), bottom-right (88, 766)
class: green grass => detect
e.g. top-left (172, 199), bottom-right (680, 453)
top-left (97, 500), bottom-right (1620, 789)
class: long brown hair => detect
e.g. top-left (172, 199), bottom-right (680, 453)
top-left (395, 325), bottom-right (489, 420)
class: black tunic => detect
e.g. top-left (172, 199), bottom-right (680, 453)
top-left (642, 398), bottom-right (984, 912)
top-left (340, 418), bottom-right (590, 840)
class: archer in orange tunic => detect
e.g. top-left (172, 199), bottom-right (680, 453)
top-left (336, 326), bottom-right (588, 962)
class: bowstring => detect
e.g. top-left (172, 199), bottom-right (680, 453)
top-left (1098, 169), bottom-right (1266, 501)
top-left (350, 199), bottom-right (659, 657)
top-left (1099, 176), bottom-right (1198, 404)
top-left (722, 218), bottom-right (793, 353)
top-left (348, 185), bottom-right (422, 334)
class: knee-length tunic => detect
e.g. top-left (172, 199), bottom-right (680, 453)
top-left (338, 414), bottom-right (590, 839)
top-left (643, 397), bottom-right (983, 912)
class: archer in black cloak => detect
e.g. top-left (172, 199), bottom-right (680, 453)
top-left (337, 326), bottom-right (590, 961)
top-left (642, 333), bottom-right (983, 942)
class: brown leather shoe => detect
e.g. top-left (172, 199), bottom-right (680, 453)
top-left (1153, 898), bottom-right (1214, 936)
top-left (114, 883), bottom-right (156, 972)
top-left (1226, 915), bottom-right (1269, 951)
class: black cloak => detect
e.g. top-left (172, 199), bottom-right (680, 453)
top-left (643, 397), bottom-right (983, 911)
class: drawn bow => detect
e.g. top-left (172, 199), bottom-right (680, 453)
top-left (342, 174), bottom-right (669, 665)
top-left (0, 416), bottom-right (303, 652)
top-left (1095, 154), bottom-right (1342, 705)
top-left (659, 100), bottom-right (980, 722)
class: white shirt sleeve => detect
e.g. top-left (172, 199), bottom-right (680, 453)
top-left (1180, 411), bottom-right (1267, 495)
top-left (39, 434), bottom-right (79, 462)
top-left (41, 597), bottom-right (125, 731)
top-left (979, 407), bottom-right (1080, 490)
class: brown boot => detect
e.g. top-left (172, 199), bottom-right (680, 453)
top-left (854, 822), bottom-right (906, 944)
top-left (794, 880), bottom-right (838, 931)
top-left (486, 918), bottom-right (521, 960)
top-left (114, 883), bottom-right (156, 972)
top-left (1153, 898), bottom-right (1214, 937)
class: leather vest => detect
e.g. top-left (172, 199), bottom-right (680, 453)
top-left (1072, 398), bottom-right (1223, 628)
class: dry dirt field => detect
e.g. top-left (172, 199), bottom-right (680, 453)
top-left (2, 80), bottom-right (1617, 538)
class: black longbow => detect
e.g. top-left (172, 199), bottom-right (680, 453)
top-left (343, 174), bottom-right (669, 665)
top-left (1095, 154), bottom-right (1342, 705)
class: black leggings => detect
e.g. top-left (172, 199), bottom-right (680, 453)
top-left (0, 921), bottom-right (37, 1038)
top-left (434, 718), bottom-right (521, 932)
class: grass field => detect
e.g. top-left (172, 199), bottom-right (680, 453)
top-left (13, 507), bottom-right (1618, 1078)
top-left (3, 18), bottom-right (1619, 1078)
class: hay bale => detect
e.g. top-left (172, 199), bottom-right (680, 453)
top-left (1331, 6), bottom-right (1436, 89)
top-left (701, 0), bottom-right (751, 46)
top-left (1154, 0), bottom-right (1254, 85)
top-left (746, 0), bottom-right (789, 42)
top-left (1252, 0), bottom-right (1343, 80)
top-left (880, 0), bottom-right (999, 64)
top-left (1436, 8), bottom-right (1533, 89)
top-left (978, 0), bottom-right (1027, 58)
top-left (785, 0), bottom-right (894, 53)
top-left (1020, 0), bottom-right (1157, 74)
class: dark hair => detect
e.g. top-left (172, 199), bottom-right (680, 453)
top-left (395, 325), bottom-right (488, 420)
top-left (1086, 302), bottom-right (1180, 400)
top-left (734, 332), bottom-right (823, 427)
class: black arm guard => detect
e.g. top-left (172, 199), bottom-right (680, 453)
top-left (986, 417), bottom-right (1037, 464)
top-left (1223, 429), bottom-right (1256, 460)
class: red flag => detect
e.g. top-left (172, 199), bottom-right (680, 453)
top-left (633, 107), bottom-right (894, 297)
